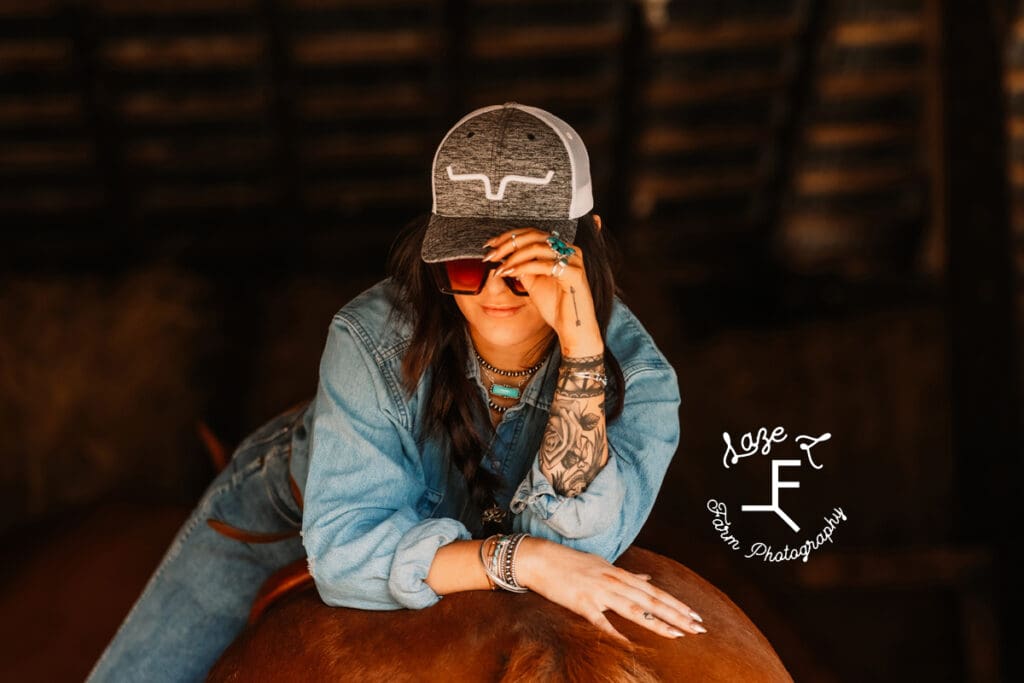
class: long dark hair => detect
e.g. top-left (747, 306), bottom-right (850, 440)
top-left (384, 211), bottom-right (626, 530)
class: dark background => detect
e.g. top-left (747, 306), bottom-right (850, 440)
top-left (1, 0), bottom-right (1020, 680)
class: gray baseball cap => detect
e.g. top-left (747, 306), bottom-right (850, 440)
top-left (421, 102), bottom-right (594, 263)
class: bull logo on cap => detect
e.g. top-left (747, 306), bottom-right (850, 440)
top-left (445, 166), bottom-right (555, 201)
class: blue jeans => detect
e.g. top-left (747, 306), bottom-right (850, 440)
top-left (86, 404), bottom-right (309, 682)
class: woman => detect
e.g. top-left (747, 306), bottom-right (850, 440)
top-left (87, 103), bottom-right (703, 683)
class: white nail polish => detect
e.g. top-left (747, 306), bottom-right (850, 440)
top-left (690, 611), bottom-right (703, 623)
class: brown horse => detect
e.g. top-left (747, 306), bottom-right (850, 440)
top-left (199, 410), bottom-right (792, 681)
top-left (206, 546), bottom-right (793, 682)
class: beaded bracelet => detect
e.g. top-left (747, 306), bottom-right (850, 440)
top-left (479, 533), bottom-right (530, 593)
top-left (503, 533), bottom-right (528, 588)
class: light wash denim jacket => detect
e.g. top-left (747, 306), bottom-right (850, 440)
top-left (289, 278), bottom-right (681, 612)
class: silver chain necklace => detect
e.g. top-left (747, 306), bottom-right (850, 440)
top-left (473, 349), bottom-right (546, 413)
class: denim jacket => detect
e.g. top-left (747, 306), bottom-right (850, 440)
top-left (289, 277), bottom-right (681, 611)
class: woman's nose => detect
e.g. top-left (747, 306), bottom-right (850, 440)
top-left (483, 265), bottom-right (508, 294)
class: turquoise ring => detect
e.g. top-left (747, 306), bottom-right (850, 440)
top-left (546, 231), bottom-right (575, 258)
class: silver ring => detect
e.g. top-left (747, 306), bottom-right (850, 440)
top-left (642, 611), bottom-right (655, 621)
top-left (510, 233), bottom-right (518, 249)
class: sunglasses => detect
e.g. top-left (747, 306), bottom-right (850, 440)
top-left (429, 258), bottom-right (529, 296)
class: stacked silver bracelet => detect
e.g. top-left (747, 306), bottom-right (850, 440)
top-left (479, 532), bottom-right (530, 593)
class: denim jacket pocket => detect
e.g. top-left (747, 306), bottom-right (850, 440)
top-left (415, 487), bottom-right (444, 519)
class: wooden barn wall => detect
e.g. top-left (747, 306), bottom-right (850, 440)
top-left (1, 0), bottom-right (1021, 680)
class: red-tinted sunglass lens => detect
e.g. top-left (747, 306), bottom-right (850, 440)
top-left (504, 276), bottom-right (528, 295)
top-left (444, 259), bottom-right (486, 292)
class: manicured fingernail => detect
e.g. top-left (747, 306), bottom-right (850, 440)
top-left (668, 628), bottom-right (685, 637)
top-left (500, 268), bottom-right (515, 276)
top-left (690, 611), bottom-right (703, 622)
top-left (692, 624), bottom-right (707, 634)
top-left (638, 574), bottom-right (652, 580)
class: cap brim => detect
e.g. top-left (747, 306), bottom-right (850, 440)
top-left (421, 215), bottom-right (578, 263)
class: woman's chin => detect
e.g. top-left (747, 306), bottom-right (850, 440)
top-left (470, 317), bottom-right (546, 347)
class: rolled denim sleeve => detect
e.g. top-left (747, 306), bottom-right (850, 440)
top-left (300, 316), bottom-right (470, 611)
top-left (510, 363), bottom-right (681, 564)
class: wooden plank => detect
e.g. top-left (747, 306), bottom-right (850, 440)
top-left (0, 96), bottom-right (81, 124)
top-left (468, 75), bottom-right (618, 107)
top-left (959, 586), bottom-right (1002, 683)
top-left (916, 0), bottom-right (946, 277)
top-left (784, 208), bottom-right (919, 238)
top-left (833, 17), bottom-right (924, 47)
top-left (645, 70), bottom-right (786, 104)
top-left (1002, 68), bottom-right (1024, 93)
top-left (1008, 114), bottom-right (1024, 138)
top-left (818, 69), bottom-right (922, 99)
top-left (651, 18), bottom-right (800, 53)
top-left (0, 0), bottom-right (62, 15)
top-left (0, 187), bottom-right (101, 211)
top-left (300, 133), bottom-right (429, 162)
top-left (0, 40), bottom-right (71, 70)
top-left (97, 0), bottom-right (256, 14)
top-left (639, 125), bottom-right (769, 153)
top-left (795, 164), bottom-right (913, 195)
top-left (102, 35), bottom-right (264, 70)
top-left (805, 122), bottom-right (914, 146)
top-left (756, 0), bottom-right (830, 255)
top-left (0, 141), bottom-right (92, 168)
top-left (470, 25), bottom-right (622, 58)
top-left (635, 170), bottom-right (758, 199)
top-left (291, 30), bottom-right (438, 65)
top-left (303, 179), bottom-right (423, 207)
top-left (137, 182), bottom-right (274, 210)
top-left (290, 0), bottom-right (442, 8)
top-left (122, 137), bottom-right (272, 168)
top-left (115, 91), bottom-right (265, 122)
top-left (296, 86), bottom-right (435, 119)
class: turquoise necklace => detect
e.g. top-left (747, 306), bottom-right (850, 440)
top-left (474, 349), bottom-right (545, 412)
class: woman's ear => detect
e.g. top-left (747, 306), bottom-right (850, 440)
top-left (593, 213), bottom-right (603, 232)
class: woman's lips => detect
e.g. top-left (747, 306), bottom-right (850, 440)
top-left (481, 305), bottom-right (523, 318)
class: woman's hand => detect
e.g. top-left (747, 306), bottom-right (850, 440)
top-left (482, 228), bottom-right (603, 356)
top-left (515, 536), bottom-right (707, 643)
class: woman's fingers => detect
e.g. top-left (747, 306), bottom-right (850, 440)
top-left (483, 231), bottom-right (580, 269)
top-left (482, 228), bottom-right (547, 260)
top-left (494, 254), bottom-right (583, 281)
top-left (604, 593), bottom-right (688, 639)
top-left (610, 583), bottom-right (706, 635)
top-left (490, 242), bottom-right (574, 271)
top-left (607, 568), bottom-right (703, 624)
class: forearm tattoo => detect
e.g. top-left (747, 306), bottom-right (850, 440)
top-left (570, 285), bottom-right (581, 327)
top-left (538, 353), bottom-right (609, 497)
